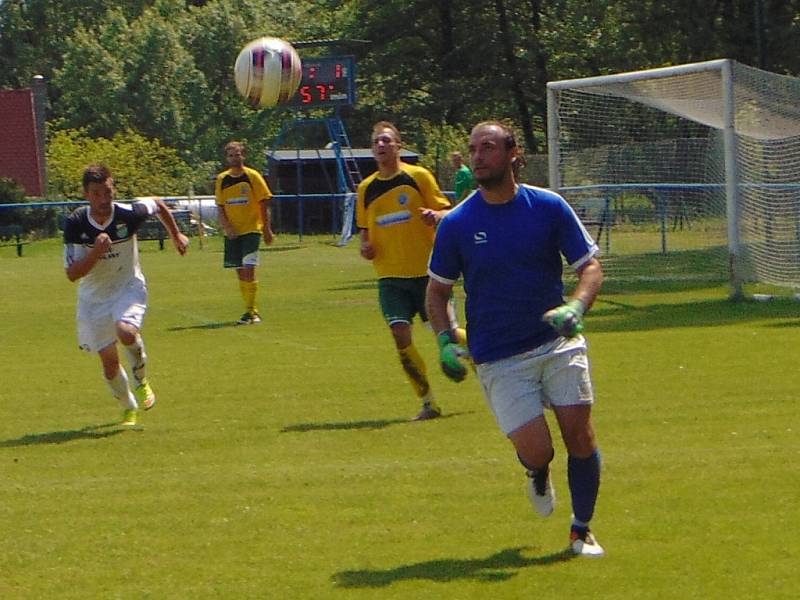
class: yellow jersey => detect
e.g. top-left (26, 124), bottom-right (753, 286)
top-left (356, 162), bottom-right (451, 278)
top-left (215, 165), bottom-right (272, 235)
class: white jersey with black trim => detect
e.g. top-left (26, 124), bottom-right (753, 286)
top-left (63, 199), bottom-right (157, 304)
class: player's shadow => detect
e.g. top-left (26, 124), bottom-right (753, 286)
top-left (166, 321), bottom-right (240, 331)
top-left (332, 546), bottom-right (575, 588)
top-left (263, 243), bottom-right (305, 253)
top-left (0, 422), bottom-right (131, 447)
top-left (590, 296), bottom-right (800, 333)
top-left (327, 279), bottom-right (378, 292)
top-left (280, 411), bottom-right (472, 433)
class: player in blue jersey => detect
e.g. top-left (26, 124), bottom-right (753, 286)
top-left (64, 164), bottom-right (189, 426)
top-left (426, 121), bottom-right (605, 557)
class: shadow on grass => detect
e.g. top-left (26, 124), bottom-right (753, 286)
top-left (166, 321), bottom-right (239, 331)
top-left (597, 246), bottom-right (726, 285)
top-left (263, 243), bottom-right (305, 253)
top-left (590, 296), bottom-right (800, 333)
top-left (0, 422), bottom-right (134, 447)
top-left (332, 546), bottom-right (575, 588)
top-left (328, 279), bottom-right (466, 293)
top-left (327, 279), bottom-right (378, 292)
top-left (281, 411), bottom-right (473, 433)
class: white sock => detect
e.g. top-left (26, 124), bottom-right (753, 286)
top-left (106, 367), bottom-right (137, 409)
top-left (123, 334), bottom-right (147, 385)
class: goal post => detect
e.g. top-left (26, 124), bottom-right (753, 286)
top-left (547, 59), bottom-right (800, 298)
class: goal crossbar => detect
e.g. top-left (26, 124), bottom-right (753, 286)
top-left (547, 59), bottom-right (800, 297)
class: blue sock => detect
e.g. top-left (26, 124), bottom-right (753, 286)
top-left (568, 449), bottom-right (601, 525)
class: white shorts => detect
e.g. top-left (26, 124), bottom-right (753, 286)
top-left (77, 279), bottom-right (148, 353)
top-left (475, 336), bottom-right (595, 436)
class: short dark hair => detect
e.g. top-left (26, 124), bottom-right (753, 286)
top-left (82, 164), bottom-right (112, 190)
top-left (225, 140), bottom-right (246, 155)
top-left (472, 120), bottom-right (518, 150)
top-left (372, 121), bottom-right (402, 144)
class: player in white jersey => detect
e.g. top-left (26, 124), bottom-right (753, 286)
top-left (63, 164), bottom-right (189, 426)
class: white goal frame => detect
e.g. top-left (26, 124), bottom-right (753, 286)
top-left (547, 59), bottom-right (746, 297)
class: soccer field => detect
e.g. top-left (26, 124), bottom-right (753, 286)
top-left (1, 236), bottom-right (798, 598)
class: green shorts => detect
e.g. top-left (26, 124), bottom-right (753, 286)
top-left (224, 232), bottom-right (261, 269)
top-left (378, 277), bottom-right (429, 326)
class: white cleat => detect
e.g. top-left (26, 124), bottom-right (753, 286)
top-left (570, 529), bottom-right (605, 557)
top-left (526, 470), bottom-right (556, 517)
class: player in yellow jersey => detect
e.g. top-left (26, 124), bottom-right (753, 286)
top-left (356, 121), bottom-right (456, 421)
top-left (215, 141), bottom-right (274, 324)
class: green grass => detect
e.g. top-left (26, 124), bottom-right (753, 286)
top-left (1, 235), bottom-right (799, 598)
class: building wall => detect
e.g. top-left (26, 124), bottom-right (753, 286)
top-left (0, 88), bottom-right (45, 196)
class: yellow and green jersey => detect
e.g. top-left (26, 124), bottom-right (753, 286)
top-left (356, 162), bottom-right (451, 278)
top-left (215, 166), bottom-right (272, 235)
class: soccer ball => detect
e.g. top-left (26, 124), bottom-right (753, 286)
top-left (234, 37), bottom-right (302, 108)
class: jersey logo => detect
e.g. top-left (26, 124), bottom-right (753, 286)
top-left (474, 231), bottom-right (488, 244)
top-left (398, 193), bottom-right (409, 206)
top-left (376, 210), bottom-right (411, 227)
top-left (117, 224), bottom-right (128, 238)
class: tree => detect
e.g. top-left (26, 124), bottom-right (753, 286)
top-left (51, 11), bottom-right (132, 138)
top-left (4, 0), bottom-right (800, 181)
top-left (493, 0), bottom-right (537, 153)
top-left (124, 6), bottom-right (213, 156)
top-left (47, 128), bottom-right (198, 199)
top-left (0, 0), bottom-right (151, 89)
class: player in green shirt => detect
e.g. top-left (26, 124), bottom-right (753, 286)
top-left (451, 151), bottom-right (475, 204)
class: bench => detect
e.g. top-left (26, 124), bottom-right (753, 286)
top-left (136, 209), bottom-right (194, 250)
top-left (576, 197), bottom-right (612, 230)
top-left (0, 224), bottom-right (28, 257)
top-left (574, 197), bottom-right (613, 253)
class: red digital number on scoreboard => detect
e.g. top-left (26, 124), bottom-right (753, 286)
top-left (288, 56), bottom-right (355, 108)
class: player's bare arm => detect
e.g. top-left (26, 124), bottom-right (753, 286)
top-left (153, 198), bottom-right (190, 255)
top-left (425, 278), bottom-right (455, 334)
top-left (543, 257), bottom-right (604, 338)
top-left (359, 228), bottom-right (375, 260)
top-left (427, 277), bottom-right (469, 382)
top-left (217, 206), bottom-right (238, 239)
top-left (572, 258), bottom-right (603, 310)
top-left (65, 232), bottom-right (111, 282)
top-left (260, 199), bottom-right (274, 245)
top-left (418, 207), bottom-right (449, 227)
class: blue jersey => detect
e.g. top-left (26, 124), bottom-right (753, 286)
top-left (428, 184), bottom-right (598, 364)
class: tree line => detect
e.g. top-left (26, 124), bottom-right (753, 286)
top-left (1, 0), bottom-right (798, 198)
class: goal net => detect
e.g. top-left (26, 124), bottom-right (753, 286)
top-left (547, 59), bottom-right (800, 295)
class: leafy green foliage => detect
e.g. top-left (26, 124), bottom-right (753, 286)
top-left (2, 0), bottom-right (800, 192)
top-left (46, 128), bottom-right (199, 199)
top-left (0, 177), bottom-right (26, 205)
top-left (52, 11), bottom-right (133, 138)
top-left (0, 177), bottom-right (57, 234)
top-left (412, 121), bottom-right (470, 185)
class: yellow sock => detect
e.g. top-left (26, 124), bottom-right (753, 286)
top-left (398, 344), bottom-right (430, 399)
top-left (239, 280), bottom-right (258, 313)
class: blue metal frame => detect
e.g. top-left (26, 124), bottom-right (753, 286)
top-left (265, 109), bottom-right (361, 241)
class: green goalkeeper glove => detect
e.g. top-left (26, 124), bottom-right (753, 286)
top-left (542, 299), bottom-right (586, 338)
top-left (437, 330), bottom-right (469, 383)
